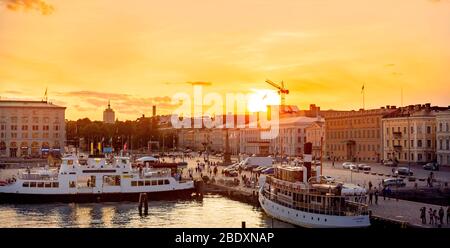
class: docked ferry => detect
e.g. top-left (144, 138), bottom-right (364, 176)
top-left (0, 154), bottom-right (195, 203)
top-left (258, 164), bottom-right (370, 228)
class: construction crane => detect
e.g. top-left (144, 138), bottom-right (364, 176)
top-left (265, 79), bottom-right (289, 107)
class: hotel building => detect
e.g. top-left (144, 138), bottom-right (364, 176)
top-left (0, 100), bottom-right (66, 158)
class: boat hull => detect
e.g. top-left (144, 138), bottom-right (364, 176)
top-left (0, 188), bottom-right (196, 204)
top-left (259, 190), bottom-right (371, 228)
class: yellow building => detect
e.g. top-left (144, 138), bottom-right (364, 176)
top-left (436, 110), bottom-right (450, 166)
top-left (325, 106), bottom-right (398, 162)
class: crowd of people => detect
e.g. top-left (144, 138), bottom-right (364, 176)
top-left (420, 206), bottom-right (450, 227)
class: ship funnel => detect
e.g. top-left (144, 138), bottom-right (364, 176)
top-left (303, 142), bottom-right (313, 182)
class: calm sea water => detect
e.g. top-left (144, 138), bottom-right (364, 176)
top-left (0, 194), bottom-right (294, 228)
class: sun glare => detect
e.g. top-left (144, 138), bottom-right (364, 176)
top-left (247, 89), bottom-right (280, 113)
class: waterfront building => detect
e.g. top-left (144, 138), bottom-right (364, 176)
top-left (382, 104), bottom-right (449, 165)
top-left (435, 110), bottom-right (450, 166)
top-left (103, 101), bottom-right (115, 124)
top-left (325, 106), bottom-right (398, 162)
top-left (0, 100), bottom-right (66, 158)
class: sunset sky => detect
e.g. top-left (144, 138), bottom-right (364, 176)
top-left (0, 0), bottom-right (449, 121)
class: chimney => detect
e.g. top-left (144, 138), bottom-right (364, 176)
top-left (152, 105), bottom-right (156, 117)
top-left (303, 142), bottom-right (313, 182)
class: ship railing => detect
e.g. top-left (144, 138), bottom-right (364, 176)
top-left (262, 189), bottom-right (368, 217)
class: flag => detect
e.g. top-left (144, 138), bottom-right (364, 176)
top-left (124, 142), bottom-right (127, 151)
top-left (361, 84), bottom-right (365, 93)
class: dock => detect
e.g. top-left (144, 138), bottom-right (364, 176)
top-left (368, 197), bottom-right (449, 228)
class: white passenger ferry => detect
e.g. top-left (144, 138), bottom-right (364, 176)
top-left (0, 154), bottom-right (195, 203)
top-left (259, 164), bottom-right (370, 228)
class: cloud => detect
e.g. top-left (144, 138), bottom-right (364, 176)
top-left (58, 90), bottom-right (180, 116)
top-left (0, 0), bottom-right (54, 15)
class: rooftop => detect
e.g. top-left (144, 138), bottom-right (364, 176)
top-left (0, 100), bottom-right (65, 109)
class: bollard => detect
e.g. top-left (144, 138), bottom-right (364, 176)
top-left (242, 221), bottom-right (246, 228)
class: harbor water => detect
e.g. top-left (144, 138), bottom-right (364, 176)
top-left (0, 194), bottom-right (294, 228)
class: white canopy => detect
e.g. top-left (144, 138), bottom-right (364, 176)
top-left (136, 156), bottom-right (159, 162)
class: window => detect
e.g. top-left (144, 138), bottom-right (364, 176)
top-left (131, 181), bottom-right (137, 187)
top-left (427, 140), bottom-right (431, 148)
top-left (164, 180), bottom-right (170, 185)
top-left (21, 133), bottom-right (28, 139)
top-left (440, 123), bottom-right (443, 132)
top-left (30, 182), bottom-right (36, 187)
top-left (151, 180), bottom-right (157, 186)
top-left (44, 182), bottom-right (52, 188)
top-left (32, 125), bottom-right (39, 131)
top-left (54, 133), bottom-right (59, 138)
top-left (411, 140), bottom-right (414, 148)
top-left (21, 125), bottom-right (28, 131)
top-left (37, 182), bottom-right (44, 188)
top-left (10, 125), bottom-right (17, 131)
top-left (54, 125), bottom-right (59, 131)
top-left (418, 153), bottom-right (423, 161)
top-left (439, 140), bottom-right (443, 150)
top-left (11, 133), bottom-right (17, 138)
top-left (427, 126), bottom-right (431, 134)
top-left (446, 140), bottom-right (449, 150)
top-left (52, 182), bottom-right (59, 188)
top-left (43, 125), bottom-right (49, 131)
top-left (411, 126), bottom-right (414, 134)
top-left (43, 133), bottom-right (49, 139)
top-left (138, 181), bottom-right (144, 186)
top-left (145, 181), bottom-right (151, 186)
top-left (158, 179), bottom-right (164, 185)
top-left (386, 140), bottom-right (390, 147)
top-left (23, 182), bottom-right (30, 187)
top-left (418, 140), bottom-right (422, 148)
top-left (0, 124), bottom-right (4, 130)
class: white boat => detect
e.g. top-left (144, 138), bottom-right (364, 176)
top-left (258, 165), bottom-right (370, 228)
top-left (0, 154), bottom-right (195, 203)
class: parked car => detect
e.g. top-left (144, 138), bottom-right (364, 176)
top-left (423, 162), bottom-right (439, 171)
top-left (394, 167), bottom-right (413, 176)
top-left (357, 164), bottom-right (371, 171)
top-left (253, 166), bottom-right (267, 173)
top-left (382, 178), bottom-right (406, 187)
top-left (342, 162), bottom-right (354, 169)
top-left (384, 160), bottom-right (397, 167)
top-left (349, 164), bottom-right (359, 172)
top-left (261, 167), bottom-right (274, 174)
top-left (320, 175), bottom-right (336, 183)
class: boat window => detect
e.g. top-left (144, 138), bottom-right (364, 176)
top-left (69, 181), bottom-right (76, 188)
top-left (131, 181), bottom-right (137, 187)
top-left (164, 179), bottom-right (170, 185)
top-left (30, 182), bottom-right (36, 187)
top-left (158, 180), bottom-right (164, 185)
top-left (145, 181), bottom-right (151, 186)
top-left (151, 180), bottom-right (157, 186)
top-left (52, 182), bottom-right (59, 188)
top-left (23, 182), bottom-right (30, 187)
top-left (44, 182), bottom-right (52, 188)
top-left (37, 182), bottom-right (44, 187)
top-left (138, 181), bottom-right (144, 186)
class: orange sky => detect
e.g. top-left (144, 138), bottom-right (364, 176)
top-left (0, 0), bottom-right (449, 121)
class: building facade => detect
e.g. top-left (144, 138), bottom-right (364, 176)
top-left (325, 106), bottom-right (398, 162)
top-left (103, 101), bottom-right (115, 124)
top-left (0, 100), bottom-right (66, 158)
top-left (436, 110), bottom-right (450, 166)
top-left (305, 120), bottom-right (325, 159)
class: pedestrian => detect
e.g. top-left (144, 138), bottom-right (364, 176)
top-left (433, 209), bottom-right (438, 226)
top-left (420, 207), bottom-right (426, 224)
top-left (429, 208), bottom-right (434, 225)
top-left (447, 206), bottom-right (450, 225)
top-left (439, 207), bottom-right (444, 225)
top-left (368, 189), bottom-right (373, 204)
top-left (368, 181), bottom-right (373, 191)
top-left (374, 187), bottom-right (379, 205)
